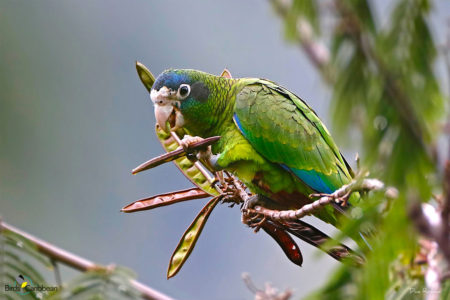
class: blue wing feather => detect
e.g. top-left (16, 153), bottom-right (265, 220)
top-left (281, 165), bottom-right (335, 194)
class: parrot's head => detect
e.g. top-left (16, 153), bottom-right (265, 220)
top-left (150, 69), bottom-right (228, 134)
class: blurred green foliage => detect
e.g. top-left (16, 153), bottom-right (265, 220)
top-left (272, 0), bottom-right (448, 298)
top-left (1, 229), bottom-right (51, 299)
top-left (47, 267), bottom-right (141, 300)
top-left (1, 1), bottom-right (448, 299)
top-left (0, 227), bottom-right (143, 299)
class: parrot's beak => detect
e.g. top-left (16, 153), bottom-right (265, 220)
top-left (151, 87), bottom-right (184, 132)
top-left (154, 104), bottom-right (174, 132)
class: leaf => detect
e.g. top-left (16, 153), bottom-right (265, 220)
top-left (1, 227), bottom-right (51, 300)
top-left (261, 220), bottom-right (303, 266)
top-left (135, 61), bottom-right (155, 93)
top-left (441, 279), bottom-right (450, 300)
top-left (48, 266), bottom-right (142, 300)
top-left (280, 219), bottom-right (364, 265)
top-left (132, 136), bottom-right (220, 174)
top-left (3, 229), bottom-right (53, 269)
top-left (167, 196), bottom-right (220, 278)
top-left (122, 187), bottom-right (209, 213)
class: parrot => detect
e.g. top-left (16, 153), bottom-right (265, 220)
top-left (149, 68), bottom-right (365, 246)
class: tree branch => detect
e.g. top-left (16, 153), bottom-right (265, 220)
top-left (0, 221), bottom-right (176, 300)
top-left (131, 133), bottom-right (366, 267)
top-left (245, 178), bottom-right (391, 221)
top-left (242, 272), bottom-right (293, 300)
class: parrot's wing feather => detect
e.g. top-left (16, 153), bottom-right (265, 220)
top-left (234, 80), bottom-right (352, 193)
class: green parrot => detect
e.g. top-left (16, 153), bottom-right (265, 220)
top-left (150, 68), bottom-right (361, 237)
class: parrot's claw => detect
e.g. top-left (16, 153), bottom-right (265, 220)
top-left (179, 135), bottom-right (204, 151)
top-left (241, 194), bottom-right (269, 229)
top-left (248, 216), bottom-right (267, 233)
top-left (219, 191), bottom-right (241, 207)
top-left (179, 135), bottom-right (213, 163)
top-left (338, 191), bottom-right (352, 207)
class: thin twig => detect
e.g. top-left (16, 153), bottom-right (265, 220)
top-left (0, 221), bottom-right (176, 300)
top-left (246, 178), bottom-right (387, 221)
top-left (242, 272), bottom-right (293, 300)
top-left (51, 259), bottom-right (62, 288)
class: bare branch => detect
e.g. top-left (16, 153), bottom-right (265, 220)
top-left (242, 273), bottom-right (293, 300)
top-left (245, 178), bottom-right (390, 222)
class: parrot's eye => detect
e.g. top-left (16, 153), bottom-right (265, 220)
top-left (178, 84), bottom-right (190, 99)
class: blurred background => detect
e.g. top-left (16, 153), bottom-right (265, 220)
top-left (0, 1), bottom-right (448, 299)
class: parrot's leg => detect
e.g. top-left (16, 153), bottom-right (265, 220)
top-left (242, 194), bottom-right (269, 211)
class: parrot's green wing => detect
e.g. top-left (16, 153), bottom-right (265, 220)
top-left (233, 79), bottom-right (352, 194)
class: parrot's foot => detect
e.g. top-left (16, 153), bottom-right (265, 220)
top-left (241, 194), bottom-right (271, 232)
top-left (246, 215), bottom-right (268, 233)
top-left (217, 177), bottom-right (243, 208)
top-left (179, 135), bottom-right (214, 164)
top-left (179, 135), bottom-right (204, 150)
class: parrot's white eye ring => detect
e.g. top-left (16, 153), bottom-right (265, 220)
top-left (178, 84), bottom-right (190, 99)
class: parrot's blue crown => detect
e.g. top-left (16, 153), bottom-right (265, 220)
top-left (153, 69), bottom-right (191, 91)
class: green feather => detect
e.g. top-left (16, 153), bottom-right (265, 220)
top-left (233, 79), bottom-right (352, 192)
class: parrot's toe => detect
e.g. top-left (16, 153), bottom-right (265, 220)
top-left (179, 135), bottom-right (204, 151)
top-left (179, 135), bottom-right (213, 163)
top-left (241, 195), bottom-right (271, 231)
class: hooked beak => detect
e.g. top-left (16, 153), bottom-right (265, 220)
top-left (151, 87), bottom-right (184, 132)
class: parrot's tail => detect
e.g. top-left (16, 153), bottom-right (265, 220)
top-left (278, 219), bottom-right (365, 265)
